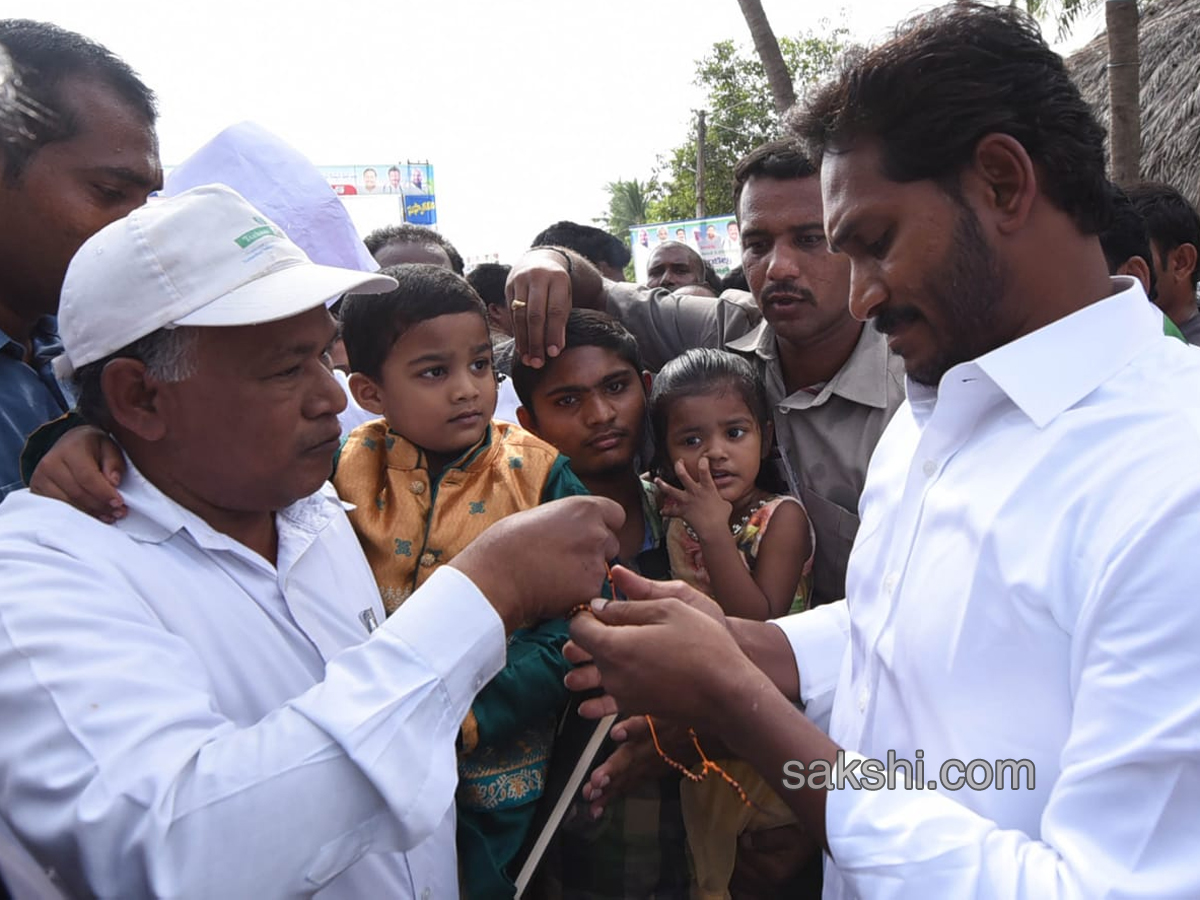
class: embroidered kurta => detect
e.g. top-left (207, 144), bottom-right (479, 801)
top-left (334, 419), bottom-right (586, 612)
top-left (334, 418), bottom-right (588, 898)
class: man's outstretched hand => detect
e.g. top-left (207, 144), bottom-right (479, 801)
top-left (565, 566), bottom-right (757, 731)
top-left (451, 495), bottom-right (623, 632)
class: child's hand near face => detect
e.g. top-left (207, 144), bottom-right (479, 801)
top-left (29, 425), bottom-right (127, 522)
top-left (655, 457), bottom-right (732, 541)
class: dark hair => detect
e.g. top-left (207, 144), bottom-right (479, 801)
top-left (720, 265), bottom-right (749, 293)
top-left (511, 309), bottom-right (643, 415)
top-left (388, 165), bottom-right (400, 175)
top-left (466, 262), bottom-right (511, 309)
top-left (363, 223), bottom-right (464, 275)
top-left (1129, 182), bottom-right (1200, 291)
top-left (0, 19), bottom-right (157, 181)
top-left (789, 3), bottom-right (1110, 234)
top-left (531, 221), bottom-right (632, 271)
top-left (648, 348), bottom-right (779, 491)
top-left (732, 139), bottom-right (817, 216)
top-left (339, 264), bottom-right (486, 380)
top-left (1099, 183), bottom-right (1157, 300)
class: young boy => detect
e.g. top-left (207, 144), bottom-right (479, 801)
top-left (511, 309), bottom-right (690, 900)
top-left (512, 309), bottom-right (662, 577)
top-left (336, 264), bottom-right (588, 898)
top-left (29, 264), bottom-right (588, 900)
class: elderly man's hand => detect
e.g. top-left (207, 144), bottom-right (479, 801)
top-left (449, 495), bottom-right (623, 631)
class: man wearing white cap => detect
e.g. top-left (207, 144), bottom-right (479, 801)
top-left (0, 184), bottom-right (622, 898)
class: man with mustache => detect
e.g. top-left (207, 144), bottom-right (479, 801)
top-left (508, 140), bottom-right (906, 608)
top-left (0, 186), bottom-right (623, 899)
top-left (569, 4), bottom-right (1200, 897)
top-left (645, 240), bottom-right (707, 292)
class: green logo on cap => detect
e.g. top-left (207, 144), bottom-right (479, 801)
top-left (235, 224), bottom-right (282, 249)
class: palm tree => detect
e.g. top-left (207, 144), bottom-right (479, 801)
top-left (1104, 0), bottom-right (1141, 185)
top-left (734, 0), bottom-right (796, 115)
top-left (1023, 0), bottom-right (1141, 185)
top-left (598, 179), bottom-right (653, 239)
top-left (1019, 0), bottom-right (1095, 37)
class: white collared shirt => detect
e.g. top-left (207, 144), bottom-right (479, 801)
top-left (0, 460), bottom-right (506, 898)
top-left (779, 278), bottom-right (1200, 898)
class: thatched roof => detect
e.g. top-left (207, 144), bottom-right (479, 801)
top-left (1067, 0), bottom-right (1200, 209)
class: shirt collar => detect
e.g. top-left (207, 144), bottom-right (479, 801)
top-left (0, 329), bottom-right (18, 360)
top-left (384, 423), bottom-right (495, 473)
top-left (115, 453), bottom-right (346, 558)
top-left (932, 276), bottom-right (1158, 429)
top-left (726, 319), bottom-right (895, 410)
top-left (725, 319), bottom-right (776, 359)
top-left (0, 316), bottom-right (60, 362)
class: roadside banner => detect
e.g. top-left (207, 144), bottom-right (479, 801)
top-left (318, 162), bottom-right (437, 226)
top-left (629, 214), bottom-right (740, 283)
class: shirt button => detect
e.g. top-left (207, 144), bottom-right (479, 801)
top-left (883, 574), bottom-right (898, 594)
top-left (410, 480), bottom-right (426, 495)
top-left (420, 552), bottom-right (437, 567)
top-left (857, 686), bottom-right (869, 712)
top-left (922, 459), bottom-right (937, 478)
top-left (421, 889), bottom-right (431, 900)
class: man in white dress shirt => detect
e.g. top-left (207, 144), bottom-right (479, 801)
top-left (566, 4), bottom-right (1200, 899)
top-left (0, 184), bottom-right (621, 898)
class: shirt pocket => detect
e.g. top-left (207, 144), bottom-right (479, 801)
top-left (304, 822), bottom-right (373, 889)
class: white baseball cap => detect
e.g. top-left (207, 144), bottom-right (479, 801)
top-left (54, 183), bottom-right (397, 379)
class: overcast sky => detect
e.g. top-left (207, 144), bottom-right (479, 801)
top-left (13, 0), bottom-right (1103, 264)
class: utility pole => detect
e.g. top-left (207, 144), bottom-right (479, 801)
top-left (695, 110), bottom-right (706, 218)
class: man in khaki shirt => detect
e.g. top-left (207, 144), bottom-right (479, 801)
top-left (508, 140), bottom-right (905, 607)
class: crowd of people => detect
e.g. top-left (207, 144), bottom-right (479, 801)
top-left (2, 3), bottom-right (1200, 899)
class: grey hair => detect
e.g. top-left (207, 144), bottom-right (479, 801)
top-left (73, 326), bottom-right (198, 428)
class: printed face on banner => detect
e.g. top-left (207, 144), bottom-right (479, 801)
top-left (629, 213), bottom-right (740, 284)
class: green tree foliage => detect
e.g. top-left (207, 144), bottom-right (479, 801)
top-left (644, 23), bottom-right (850, 223)
top-left (596, 177), bottom-right (657, 279)
top-left (596, 178), bottom-right (655, 238)
top-left (1020, 0), bottom-right (1097, 41)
